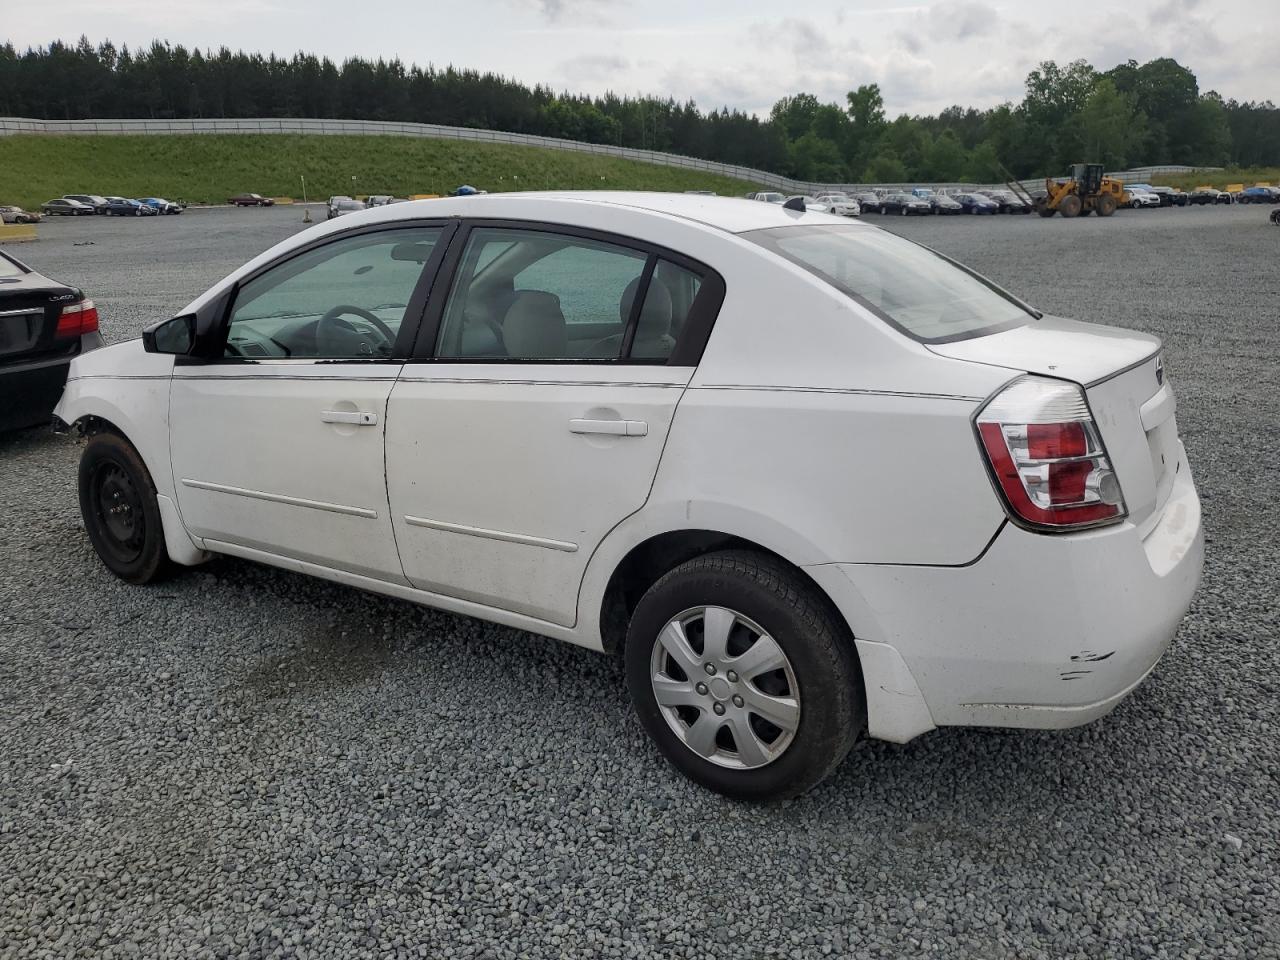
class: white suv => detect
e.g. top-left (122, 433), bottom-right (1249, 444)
top-left (55, 192), bottom-right (1203, 800)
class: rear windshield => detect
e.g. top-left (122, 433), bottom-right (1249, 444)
top-left (0, 254), bottom-right (25, 279)
top-left (743, 223), bottom-right (1034, 343)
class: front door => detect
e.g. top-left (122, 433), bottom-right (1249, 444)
top-left (385, 224), bottom-right (715, 626)
top-left (170, 223), bottom-right (448, 583)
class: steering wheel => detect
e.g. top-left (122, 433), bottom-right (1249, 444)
top-left (315, 304), bottom-right (396, 355)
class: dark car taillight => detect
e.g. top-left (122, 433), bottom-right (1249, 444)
top-left (54, 299), bottom-right (99, 338)
top-left (975, 376), bottom-right (1126, 531)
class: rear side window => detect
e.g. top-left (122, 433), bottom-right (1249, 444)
top-left (435, 228), bottom-right (648, 360)
top-left (433, 227), bottom-right (714, 363)
top-left (744, 223), bottom-right (1034, 343)
top-left (632, 260), bottom-right (702, 359)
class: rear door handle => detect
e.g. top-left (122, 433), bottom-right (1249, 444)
top-left (569, 418), bottom-right (648, 437)
top-left (321, 410), bottom-right (379, 426)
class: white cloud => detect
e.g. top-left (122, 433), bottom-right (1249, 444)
top-left (4, 0), bottom-right (1275, 117)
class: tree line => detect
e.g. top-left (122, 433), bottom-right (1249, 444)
top-left (2, 38), bottom-right (1278, 182)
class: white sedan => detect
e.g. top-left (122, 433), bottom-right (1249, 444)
top-left (55, 192), bottom-right (1203, 800)
top-left (814, 193), bottom-right (862, 217)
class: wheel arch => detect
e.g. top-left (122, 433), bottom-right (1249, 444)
top-left (581, 507), bottom-right (937, 745)
top-left (589, 523), bottom-right (865, 659)
top-left (58, 396), bottom-right (209, 568)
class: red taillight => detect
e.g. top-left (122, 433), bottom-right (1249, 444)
top-left (976, 377), bottom-right (1125, 531)
top-left (54, 299), bottom-right (99, 339)
top-left (1026, 421), bottom-right (1087, 459)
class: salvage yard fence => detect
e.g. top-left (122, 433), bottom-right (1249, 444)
top-left (0, 117), bottom-right (1221, 194)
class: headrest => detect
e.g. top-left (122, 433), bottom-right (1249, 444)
top-left (619, 276), bottom-right (673, 339)
top-left (503, 290), bottom-right (567, 358)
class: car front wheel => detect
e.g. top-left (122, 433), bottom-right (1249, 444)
top-left (625, 551), bottom-right (863, 801)
top-left (78, 433), bottom-right (172, 584)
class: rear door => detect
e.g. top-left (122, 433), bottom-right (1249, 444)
top-left (384, 222), bottom-right (723, 626)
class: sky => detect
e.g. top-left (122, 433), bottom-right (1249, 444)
top-left (5, 0), bottom-right (1276, 117)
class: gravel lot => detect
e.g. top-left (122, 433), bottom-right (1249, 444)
top-left (2, 203), bottom-right (1278, 959)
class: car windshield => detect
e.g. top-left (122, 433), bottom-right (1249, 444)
top-left (0, 255), bottom-right (24, 279)
top-left (744, 223), bottom-right (1033, 343)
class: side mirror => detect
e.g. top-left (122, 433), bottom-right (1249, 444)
top-left (143, 314), bottom-right (196, 355)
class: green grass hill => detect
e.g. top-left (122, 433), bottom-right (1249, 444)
top-left (0, 134), bottom-right (763, 210)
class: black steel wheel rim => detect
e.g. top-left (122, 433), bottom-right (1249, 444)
top-left (93, 461), bottom-right (145, 562)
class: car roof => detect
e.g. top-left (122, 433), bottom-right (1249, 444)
top-left (337, 191), bottom-right (858, 235)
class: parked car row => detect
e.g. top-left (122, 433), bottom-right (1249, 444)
top-left (750, 182), bottom-right (1276, 217)
top-left (40, 194), bottom-right (185, 217)
top-left (745, 192), bottom-right (862, 216)
top-left (1178, 185), bottom-right (1279, 205)
top-left (856, 187), bottom-right (1033, 216)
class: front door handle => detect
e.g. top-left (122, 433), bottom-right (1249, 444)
top-left (569, 418), bottom-right (648, 437)
top-left (321, 410), bottom-right (379, 426)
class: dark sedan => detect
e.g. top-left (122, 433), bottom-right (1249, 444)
top-left (41, 198), bottom-right (94, 216)
top-left (976, 189), bottom-right (1030, 214)
top-left (1238, 186), bottom-right (1280, 204)
top-left (853, 192), bottom-right (883, 214)
top-left (879, 193), bottom-right (932, 216)
top-left (0, 250), bottom-right (103, 432)
top-left (140, 197), bottom-right (184, 215)
top-left (105, 197), bottom-right (153, 217)
top-left (228, 193), bottom-right (275, 207)
top-left (952, 192), bottom-right (1000, 215)
top-left (1150, 186), bottom-right (1189, 207)
top-left (64, 194), bottom-right (110, 215)
top-left (930, 194), bottom-right (964, 215)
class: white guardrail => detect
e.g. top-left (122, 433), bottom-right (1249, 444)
top-left (0, 117), bottom-right (1220, 193)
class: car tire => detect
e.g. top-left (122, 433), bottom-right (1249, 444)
top-left (78, 433), bottom-right (173, 585)
top-left (624, 550), bottom-right (864, 801)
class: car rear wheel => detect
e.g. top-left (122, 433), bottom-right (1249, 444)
top-left (79, 433), bottom-right (172, 585)
top-left (625, 551), bottom-right (863, 801)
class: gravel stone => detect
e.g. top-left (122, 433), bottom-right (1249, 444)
top-left (1, 203), bottom-right (1278, 959)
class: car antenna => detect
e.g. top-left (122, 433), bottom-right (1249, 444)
top-left (783, 196), bottom-right (806, 212)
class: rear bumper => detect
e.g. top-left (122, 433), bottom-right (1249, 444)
top-left (819, 442), bottom-right (1203, 740)
top-left (0, 333), bottom-right (104, 432)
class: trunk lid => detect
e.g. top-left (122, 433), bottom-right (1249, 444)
top-left (930, 316), bottom-right (1179, 530)
top-left (0, 268), bottom-right (81, 365)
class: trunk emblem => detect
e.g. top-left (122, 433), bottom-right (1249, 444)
top-left (1155, 355), bottom-right (1164, 386)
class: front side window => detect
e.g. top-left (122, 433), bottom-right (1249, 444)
top-left (224, 227), bottom-right (442, 359)
top-left (745, 223), bottom-right (1033, 343)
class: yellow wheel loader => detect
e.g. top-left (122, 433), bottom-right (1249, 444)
top-left (1023, 163), bottom-right (1126, 218)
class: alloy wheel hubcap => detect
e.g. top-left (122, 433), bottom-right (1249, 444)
top-left (649, 606), bottom-right (801, 769)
